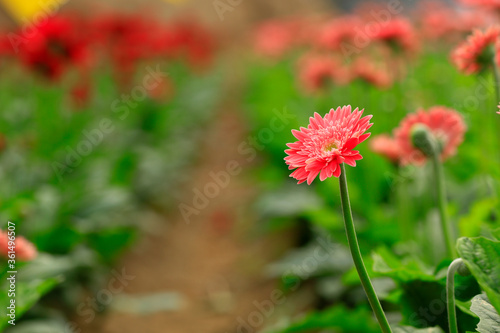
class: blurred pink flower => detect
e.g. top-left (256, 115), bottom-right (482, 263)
top-left (316, 16), bottom-right (363, 51)
top-left (254, 20), bottom-right (300, 58)
top-left (297, 55), bottom-right (347, 92)
top-left (285, 106), bottom-right (372, 184)
top-left (460, 0), bottom-right (500, 10)
top-left (0, 230), bottom-right (37, 261)
top-left (369, 134), bottom-right (401, 162)
top-left (394, 106), bottom-right (466, 165)
top-left (350, 57), bottom-right (392, 89)
top-left (372, 18), bottom-right (418, 53)
top-left (451, 27), bottom-right (500, 74)
top-left (417, 2), bottom-right (495, 41)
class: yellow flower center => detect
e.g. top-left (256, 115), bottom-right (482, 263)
top-left (324, 141), bottom-right (338, 152)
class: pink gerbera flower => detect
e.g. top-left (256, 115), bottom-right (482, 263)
top-left (394, 106), bottom-right (466, 165)
top-left (0, 230), bottom-right (38, 261)
top-left (284, 106), bottom-right (372, 184)
top-left (451, 27), bottom-right (500, 74)
top-left (369, 134), bottom-right (401, 163)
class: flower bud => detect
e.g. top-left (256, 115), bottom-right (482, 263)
top-left (411, 124), bottom-right (437, 157)
top-left (457, 260), bottom-right (471, 277)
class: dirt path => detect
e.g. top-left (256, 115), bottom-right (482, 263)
top-left (70, 1), bottom-right (332, 331)
top-left (77, 107), bottom-right (295, 333)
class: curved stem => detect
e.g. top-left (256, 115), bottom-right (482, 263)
top-left (447, 258), bottom-right (465, 333)
top-left (430, 152), bottom-right (456, 258)
top-left (338, 164), bottom-right (393, 333)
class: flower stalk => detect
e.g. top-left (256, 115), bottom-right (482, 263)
top-left (338, 164), bottom-right (393, 333)
top-left (493, 60), bottom-right (500, 105)
top-left (446, 258), bottom-right (470, 333)
top-left (412, 125), bottom-right (456, 258)
top-left (430, 151), bottom-right (456, 258)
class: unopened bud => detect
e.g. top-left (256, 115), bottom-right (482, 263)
top-left (411, 124), bottom-right (437, 157)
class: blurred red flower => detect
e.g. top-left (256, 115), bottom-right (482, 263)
top-left (0, 231), bottom-right (37, 261)
top-left (92, 14), bottom-right (157, 78)
top-left (451, 26), bottom-right (500, 74)
top-left (17, 16), bottom-right (90, 80)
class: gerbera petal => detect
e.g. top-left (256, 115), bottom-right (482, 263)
top-left (306, 169), bottom-right (320, 185)
top-left (344, 156), bottom-right (357, 166)
top-left (284, 105), bottom-right (372, 184)
top-left (333, 165), bottom-right (342, 177)
top-left (343, 137), bottom-right (360, 151)
top-left (358, 133), bottom-right (371, 144)
top-left (319, 168), bottom-right (329, 181)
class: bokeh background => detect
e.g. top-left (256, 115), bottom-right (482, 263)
top-left (0, 0), bottom-right (499, 332)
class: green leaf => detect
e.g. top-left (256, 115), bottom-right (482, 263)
top-left (470, 294), bottom-right (500, 333)
top-left (372, 248), bottom-right (479, 331)
top-left (394, 326), bottom-right (444, 333)
top-left (87, 228), bottom-right (136, 263)
top-left (458, 198), bottom-right (498, 237)
top-left (372, 247), bottom-right (435, 283)
top-left (5, 319), bottom-right (70, 333)
top-left (456, 299), bottom-right (478, 318)
top-left (0, 277), bottom-right (62, 330)
top-left (277, 305), bottom-right (379, 333)
top-left (492, 228), bottom-right (500, 241)
top-left (457, 237), bottom-right (500, 314)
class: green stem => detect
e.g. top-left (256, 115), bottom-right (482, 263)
top-left (492, 61), bottom-right (500, 104)
top-left (492, 62), bottom-right (500, 161)
top-left (396, 169), bottom-right (412, 242)
top-left (446, 258), bottom-right (465, 333)
top-left (338, 164), bottom-right (393, 333)
top-left (430, 152), bottom-right (456, 258)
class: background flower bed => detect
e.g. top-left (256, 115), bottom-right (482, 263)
top-left (0, 0), bottom-right (499, 332)
top-left (0, 11), bottom-right (222, 332)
